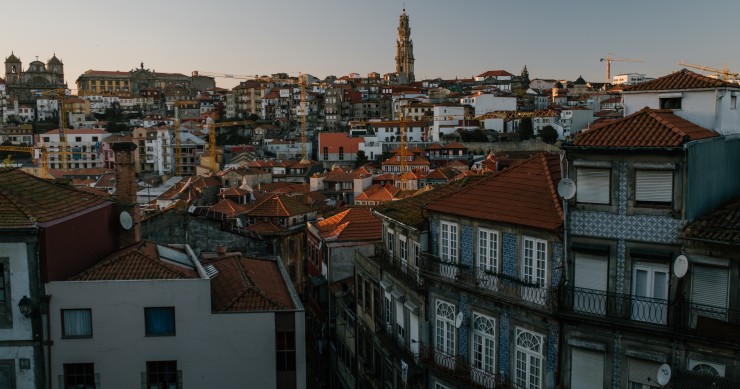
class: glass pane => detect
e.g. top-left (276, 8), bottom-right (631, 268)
top-left (634, 270), bottom-right (648, 297)
top-left (653, 271), bottom-right (667, 300)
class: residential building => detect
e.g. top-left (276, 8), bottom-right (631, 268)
top-left (612, 73), bottom-right (649, 85)
top-left (317, 132), bottom-right (364, 168)
top-left (36, 128), bottom-right (111, 170)
top-left (461, 93), bottom-right (517, 116)
top-left (560, 106), bottom-right (740, 388)
top-left (421, 153), bottom-right (564, 389)
top-left (46, 243), bottom-right (306, 389)
top-left (381, 148), bottom-right (430, 174)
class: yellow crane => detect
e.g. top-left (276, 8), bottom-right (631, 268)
top-left (0, 145), bottom-right (49, 178)
top-left (206, 120), bottom-right (251, 173)
top-left (677, 60), bottom-right (738, 80)
top-left (600, 53), bottom-right (644, 83)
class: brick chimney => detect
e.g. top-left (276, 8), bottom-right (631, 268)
top-left (112, 142), bottom-right (140, 248)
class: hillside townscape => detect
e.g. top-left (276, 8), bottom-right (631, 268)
top-left (2, 8), bottom-right (740, 389)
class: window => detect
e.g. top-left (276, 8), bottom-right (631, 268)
top-left (413, 242), bottom-right (420, 268)
top-left (570, 349), bottom-right (604, 389)
top-left (522, 237), bottom-right (548, 305)
top-left (435, 300), bottom-right (456, 366)
top-left (146, 360), bottom-right (180, 389)
top-left (357, 274), bottom-right (364, 307)
top-left (396, 300), bottom-right (405, 342)
top-left (471, 313), bottom-right (496, 385)
top-left (387, 229), bottom-right (395, 255)
top-left (276, 331), bottom-right (296, 371)
top-left (399, 236), bottom-right (408, 269)
top-left (732, 95), bottom-right (737, 110)
top-left (323, 147), bottom-right (328, 160)
top-left (631, 263), bottom-right (668, 325)
top-left (635, 170), bottom-right (673, 205)
top-left (690, 265), bottom-right (729, 326)
top-left (478, 228), bottom-right (499, 273)
top-left (515, 328), bottom-right (544, 389)
top-left (145, 307), bottom-right (176, 336)
top-left (63, 363), bottom-right (97, 389)
top-left (659, 97), bottom-right (682, 109)
top-left (338, 146), bottom-right (344, 160)
top-left (440, 221), bottom-right (458, 262)
top-left (573, 253), bottom-right (607, 315)
top-left (62, 309), bottom-right (92, 338)
top-left (628, 358), bottom-right (661, 389)
top-left (576, 168), bottom-right (610, 204)
top-left (384, 290), bottom-right (392, 328)
top-left (0, 262), bottom-right (6, 302)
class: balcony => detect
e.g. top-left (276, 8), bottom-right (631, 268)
top-left (420, 253), bottom-right (557, 311)
top-left (370, 244), bottom-right (424, 291)
top-left (419, 343), bottom-right (509, 389)
top-left (375, 320), bottom-right (418, 364)
top-left (560, 286), bottom-right (740, 336)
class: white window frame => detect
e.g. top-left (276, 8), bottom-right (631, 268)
top-left (387, 229), bottom-right (395, 255)
top-left (631, 262), bottom-right (669, 325)
top-left (399, 235), bottom-right (408, 269)
top-left (522, 237), bottom-right (548, 305)
top-left (471, 312), bottom-right (496, 385)
top-left (515, 327), bottom-right (544, 389)
top-left (634, 169), bottom-right (673, 205)
top-left (576, 168), bottom-right (610, 204)
top-left (440, 221), bottom-right (458, 262)
top-left (384, 290), bottom-right (392, 328)
top-left (435, 300), bottom-right (456, 364)
top-left (395, 300), bottom-right (406, 342)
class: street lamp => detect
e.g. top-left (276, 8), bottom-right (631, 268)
top-left (17, 295), bottom-right (33, 318)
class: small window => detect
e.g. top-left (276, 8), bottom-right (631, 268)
top-left (63, 363), bottom-right (96, 389)
top-left (659, 97), bottom-right (682, 110)
top-left (276, 331), bottom-right (296, 371)
top-left (0, 262), bottom-right (6, 302)
top-left (62, 309), bottom-right (93, 338)
top-left (576, 168), bottom-right (610, 204)
top-left (635, 170), bottom-right (673, 205)
top-left (732, 95), bottom-right (737, 110)
top-left (145, 307), bottom-right (176, 336)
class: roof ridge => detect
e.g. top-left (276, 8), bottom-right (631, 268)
top-left (539, 154), bottom-right (564, 219)
top-left (0, 185), bottom-right (35, 222)
top-left (232, 256), bottom-right (288, 310)
top-left (647, 109), bottom-right (689, 139)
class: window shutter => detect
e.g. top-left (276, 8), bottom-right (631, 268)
top-left (628, 358), bottom-right (659, 386)
top-left (574, 254), bottom-right (607, 291)
top-left (576, 168), bottom-right (610, 204)
top-left (691, 266), bottom-right (728, 308)
top-left (635, 170), bottom-right (672, 202)
top-left (571, 349), bottom-right (604, 389)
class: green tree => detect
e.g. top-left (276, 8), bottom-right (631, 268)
top-left (517, 117), bottom-right (534, 140)
top-left (354, 150), bottom-right (369, 168)
top-left (539, 125), bottom-right (559, 144)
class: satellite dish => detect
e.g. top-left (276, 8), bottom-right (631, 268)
top-left (673, 255), bottom-right (689, 278)
top-left (557, 178), bottom-right (576, 200)
top-left (455, 312), bottom-right (464, 328)
top-left (656, 363), bottom-right (672, 386)
top-left (119, 211), bottom-right (133, 230)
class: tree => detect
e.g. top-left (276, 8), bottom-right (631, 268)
top-left (539, 125), bottom-right (559, 144)
top-left (354, 150), bottom-right (369, 168)
top-left (517, 117), bottom-right (534, 141)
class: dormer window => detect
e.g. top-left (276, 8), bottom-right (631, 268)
top-left (659, 93), bottom-right (682, 110)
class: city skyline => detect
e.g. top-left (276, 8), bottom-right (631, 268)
top-left (5, 0), bottom-right (740, 90)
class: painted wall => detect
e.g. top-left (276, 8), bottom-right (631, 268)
top-left (47, 279), bottom-right (306, 389)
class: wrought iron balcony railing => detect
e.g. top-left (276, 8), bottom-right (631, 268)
top-left (367, 244), bottom-right (424, 291)
top-left (420, 253), bottom-right (557, 310)
top-left (560, 286), bottom-right (740, 334)
top-left (419, 343), bottom-right (509, 389)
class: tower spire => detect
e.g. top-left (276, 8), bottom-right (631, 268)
top-left (395, 7), bottom-right (415, 84)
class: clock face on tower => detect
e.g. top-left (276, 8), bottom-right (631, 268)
top-left (119, 210), bottom-right (133, 230)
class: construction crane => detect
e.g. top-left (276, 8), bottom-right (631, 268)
top-left (398, 110), bottom-right (409, 189)
top-left (677, 60), bottom-right (738, 80)
top-left (0, 145), bottom-right (48, 178)
top-left (206, 120), bottom-right (250, 173)
top-left (600, 53), bottom-right (644, 83)
top-left (37, 88), bottom-right (70, 170)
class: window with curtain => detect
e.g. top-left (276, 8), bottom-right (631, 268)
top-left (145, 307), bottom-right (176, 336)
top-left (62, 309), bottom-right (93, 338)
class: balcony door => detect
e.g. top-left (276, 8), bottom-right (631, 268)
top-left (631, 263), bottom-right (668, 325)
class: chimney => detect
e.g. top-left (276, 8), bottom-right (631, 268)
top-left (112, 142), bottom-right (140, 248)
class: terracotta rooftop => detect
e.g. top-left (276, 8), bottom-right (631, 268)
top-left (623, 69), bottom-right (738, 92)
top-left (477, 70), bottom-right (514, 78)
top-left (375, 177), bottom-right (486, 229)
top-left (71, 241), bottom-right (200, 281)
top-left (0, 168), bottom-right (110, 230)
top-left (313, 207), bottom-right (382, 242)
top-left (208, 199), bottom-right (250, 218)
top-left (681, 197), bottom-right (740, 245)
top-left (355, 184), bottom-right (402, 202)
top-left (572, 107), bottom-right (718, 148)
top-left (424, 153), bottom-right (563, 231)
top-left (203, 253), bottom-right (295, 312)
top-left (247, 193), bottom-right (311, 217)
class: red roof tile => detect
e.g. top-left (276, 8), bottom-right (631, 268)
top-left (204, 253), bottom-right (294, 312)
top-left (681, 197), bottom-right (740, 244)
top-left (623, 69), bottom-right (738, 92)
top-left (208, 199), bottom-right (249, 218)
top-left (313, 207), bottom-right (382, 242)
top-left (71, 241), bottom-right (200, 281)
top-left (247, 193), bottom-right (311, 217)
top-left (318, 132), bottom-right (363, 154)
top-left (424, 153), bottom-right (563, 231)
top-left (0, 168), bottom-right (110, 229)
top-left (573, 107), bottom-right (718, 148)
top-left (477, 70), bottom-right (514, 78)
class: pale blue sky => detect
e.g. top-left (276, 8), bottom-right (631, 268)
top-left (5, 0), bottom-right (740, 90)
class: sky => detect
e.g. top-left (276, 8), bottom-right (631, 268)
top-left (5, 0), bottom-right (740, 91)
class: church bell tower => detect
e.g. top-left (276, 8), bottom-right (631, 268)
top-left (395, 9), bottom-right (415, 85)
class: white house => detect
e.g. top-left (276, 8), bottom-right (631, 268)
top-left (36, 128), bottom-right (111, 169)
top-left (612, 73), bottom-right (650, 85)
top-left (46, 243), bottom-right (306, 389)
top-left (460, 92), bottom-right (517, 116)
top-left (622, 69), bottom-right (740, 135)
top-left (429, 105), bottom-right (466, 142)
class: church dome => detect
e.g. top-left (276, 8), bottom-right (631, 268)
top-left (5, 52), bottom-right (19, 63)
top-left (574, 75), bottom-right (587, 85)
